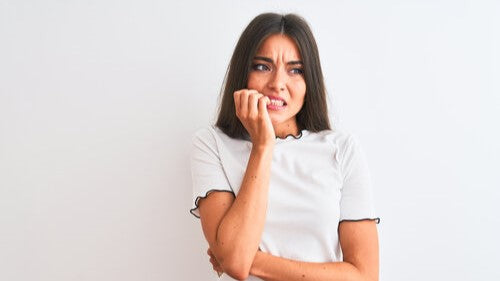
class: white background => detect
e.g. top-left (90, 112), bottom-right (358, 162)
top-left (1, 0), bottom-right (499, 280)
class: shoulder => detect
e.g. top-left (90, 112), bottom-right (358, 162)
top-left (191, 124), bottom-right (226, 147)
top-left (312, 127), bottom-right (357, 148)
top-left (191, 125), bottom-right (247, 155)
top-left (192, 124), bottom-right (238, 141)
top-left (192, 124), bottom-right (217, 141)
top-left (190, 125), bottom-right (221, 158)
top-left (308, 128), bottom-right (363, 165)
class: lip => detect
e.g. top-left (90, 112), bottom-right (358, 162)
top-left (267, 103), bottom-right (286, 111)
top-left (266, 95), bottom-right (287, 105)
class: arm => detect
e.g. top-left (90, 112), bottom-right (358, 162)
top-left (249, 220), bottom-right (379, 281)
top-left (198, 144), bottom-right (273, 280)
top-left (198, 90), bottom-right (274, 280)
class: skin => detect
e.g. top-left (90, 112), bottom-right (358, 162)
top-left (208, 220), bottom-right (379, 281)
top-left (238, 33), bottom-right (307, 143)
top-left (199, 34), bottom-right (379, 281)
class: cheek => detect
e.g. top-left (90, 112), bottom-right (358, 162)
top-left (290, 81), bottom-right (306, 102)
top-left (247, 73), bottom-right (264, 90)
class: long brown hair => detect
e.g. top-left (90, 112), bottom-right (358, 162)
top-left (215, 13), bottom-right (331, 140)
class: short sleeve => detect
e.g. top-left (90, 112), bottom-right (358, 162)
top-left (189, 127), bottom-right (234, 219)
top-left (339, 135), bottom-right (380, 224)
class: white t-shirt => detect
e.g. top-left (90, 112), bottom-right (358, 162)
top-left (189, 124), bottom-right (380, 281)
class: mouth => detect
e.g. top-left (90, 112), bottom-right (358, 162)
top-left (269, 99), bottom-right (287, 107)
top-left (267, 95), bottom-right (287, 106)
top-left (267, 100), bottom-right (287, 111)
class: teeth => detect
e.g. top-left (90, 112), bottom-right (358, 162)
top-left (270, 99), bottom-right (284, 106)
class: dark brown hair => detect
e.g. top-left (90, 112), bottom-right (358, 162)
top-left (215, 13), bottom-right (331, 140)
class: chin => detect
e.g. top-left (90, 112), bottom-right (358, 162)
top-left (270, 118), bottom-right (289, 126)
top-left (269, 115), bottom-right (283, 122)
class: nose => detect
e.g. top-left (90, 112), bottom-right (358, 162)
top-left (267, 67), bottom-right (287, 92)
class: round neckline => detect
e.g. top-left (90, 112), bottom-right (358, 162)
top-left (275, 129), bottom-right (308, 142)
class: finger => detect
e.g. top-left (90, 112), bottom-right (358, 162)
top-left (258, 96), bottom-right (271, 116)
top-left (246, 89), bottom-right (259, 95)
top-left (212, 261), bottom-right (222, 272)
top-left (239, 90), bottom-right (249, 117)
top-left (210, 260), bottom-right (223, 273)
top-left (209, 254), bottom-right (220, 265)
top-left (248, 93), bottom-right (262, 119)
top-left (245, 89), bottom-right (260, 111)
top-left (233, 90), bottom-right (242, 116)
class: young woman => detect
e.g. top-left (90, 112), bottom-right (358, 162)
top-left (189, 13), bottom-right (380, 281)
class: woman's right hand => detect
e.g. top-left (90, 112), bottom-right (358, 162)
top-left (234, 89), bottom-right (275, 147)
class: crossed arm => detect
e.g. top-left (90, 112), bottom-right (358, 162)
top-left (247, 219), bottom-right (379, 281)
top-left (208, 219), bottom-right (379, 281)
top-left (197, 146), bottom-right (379, 281)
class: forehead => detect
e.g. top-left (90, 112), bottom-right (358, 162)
top-left (255, 34), bottom-right (302, 60)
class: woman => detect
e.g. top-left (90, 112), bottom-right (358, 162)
top-left (189, 13), bottom-right (380, 281)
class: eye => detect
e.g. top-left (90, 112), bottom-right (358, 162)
top-left (290, 68), bottom-right (304, 75)
top-left (252, 64), bottom-right (270, 71)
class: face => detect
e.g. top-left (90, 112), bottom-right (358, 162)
top-left (247, 34), bottom-right (306, 133)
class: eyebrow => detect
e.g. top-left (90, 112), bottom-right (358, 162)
top-left (254, 56), bottom-right (303, 65)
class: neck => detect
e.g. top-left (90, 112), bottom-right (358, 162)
top-left (273, 121), bottom-right (300, 139)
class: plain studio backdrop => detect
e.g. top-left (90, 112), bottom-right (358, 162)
top-left (0, 0), bottom-right (499, 280)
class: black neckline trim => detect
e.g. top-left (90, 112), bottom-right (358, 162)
top-left (339, 218), bottom-right (381, 224)
top-left (275, 130), bottom-right (304, 140)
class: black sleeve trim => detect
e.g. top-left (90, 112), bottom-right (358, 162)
top-left (339, 217), bottom-right (381, 224)
top-left (189, 189), bottom-right (236, 219)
